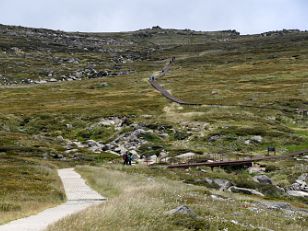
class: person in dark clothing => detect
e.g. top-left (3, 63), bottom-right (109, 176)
top-left (128, 152), bottom-right (133, 165)
top-left (123, 153), bottom-right (129, 165)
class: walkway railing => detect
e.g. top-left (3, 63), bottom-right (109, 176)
top-left (167, 149), bottom-right (308, 169)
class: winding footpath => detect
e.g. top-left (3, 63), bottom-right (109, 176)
top-left (148, 58), bottom-right (201, 106)
top-left (0, 168), bottom-right (105, 231)
top-left (149, 58), bottom-right (296, 111)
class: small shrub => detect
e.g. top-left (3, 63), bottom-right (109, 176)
top-left (94, 153), bottom-right (121, 163)
top-left (138, 144), bottom-right (164, 157)
top-left (233, 174), bottom-right (258, 189)
top-left (171, 214), bottom-right (210, 230)
top-left (257, 184), bottom-right (284, 197)
top-left (140, 132), bottom-right (162, 142)
top-left (76, 127), bottom-right (115, 142)
top-left (0, 203), bottom-right (21, 212)
top-left (174, 130), bottom-right (189, 140)
top-left (264, 164), bottom-right (280, 172)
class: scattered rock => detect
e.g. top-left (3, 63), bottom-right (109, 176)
top-left (133, 128), bottom-right (147, 136)
top-left (141, 114), bottom-right (153, 119)
top-left (86, 140), bottom-right (105, 152)
top-left (97, 71), bottom-right (108, 77)
top-left (247, 207), bottom-right (263, 213)
top-left (66, 124), bottom-right (73, 129)
top-left (52, 153), bottom-right (64, 160)
top-left (176, 152), bottom-right (196, 159)
top-left (73, 141), bottom-right (85, 148)
top-left (114, 146), bottom-right (128, 155)
top-left (75, 71), bottom-right (83, 78)
top-left (259, 201), bottom-right (291, 210)
top-left (66, 57), bottom-right (80, 64)
top-left (228, 186), bottom-right (265, 196)
top-left (66, 141), bottom-right (74, 150)
top-left (290, 180), bottom-right (308, 192)
top-left (150, 155), bottom-right (158, 162)
top-left (64, 149), bottom-right (78, 154)
top-left (250, 135), bottom-right (263, 143)
top-left (87, 140), bottom-right (98, 147)
top-left (129, 150), bottom-right (140, 160)
top-left (253, 175), bottom-right (272, 185)
top-left (257, 201), bottom-right (308, 217)
top-left (105, 150), bottom-right (120, 156)
top-left (97, 82), bottom-right (109, 87)
top-left (298, 173), bottom-right (308, 182)
top-left (56, 135), bottom-right (65, 142)
top-left (210, 194), bottom-right (229, 201)
top-left (195, 178), bottom-right (233, 191)
top-left (213, 179), bottom-right (233, 191)
top-left (97, 117), bottom-right (124, 128)
top-left (158, 150), bottom-right (168, 160)
top-left (47, 78), bottom-right (58, 82)
top-left (289, 173), bottom-right (308, 193)
top-left (286, 190), bottom-right (308, 198)
top-left (208, 135), bottom-right (220, 142)
top-left (43, 153), bottom-right (48, 160)
top-left (248, 165), bottom-right (266, 174)
top-left (165, 205), bottom-right (197, 218)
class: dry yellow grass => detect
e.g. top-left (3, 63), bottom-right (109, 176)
top-left (0, 157), bottom-right (65, 224)
top-left (47, 165), bottom-right (308, 231)
top-left (1, 27), bottom-right (308, 229)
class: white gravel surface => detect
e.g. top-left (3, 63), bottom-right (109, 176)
top-left (0, 168), bottom-right (105, 231)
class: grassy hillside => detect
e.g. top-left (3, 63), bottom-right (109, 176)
top-left (0, 24), bottom-right (307, 228)
top-left (0, 155), bottom-right (64, 224)
top-left (47, 165), bottom-right (308, 231)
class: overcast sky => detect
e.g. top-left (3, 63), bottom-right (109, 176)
top-left (0, 0), bottom-right (307, 34)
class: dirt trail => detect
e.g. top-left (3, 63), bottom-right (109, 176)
top-left (0, 168), bottom-right (105, 231)
top-left (149, 58), bottom-right (201, 105)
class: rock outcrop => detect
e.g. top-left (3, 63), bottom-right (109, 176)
top-left (287, 173), bottom-right (308, 197)
top-left (228, 186), bottom-right (265, 197)
top-left (253, 175), bottom-right (273, 185)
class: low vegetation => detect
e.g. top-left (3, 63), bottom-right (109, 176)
top-left (0, 155), bottom-right (65, 224)
top-left (0, 25), bottom-right (307, 228)
top-left (47, 165), bottom-right (307, 231)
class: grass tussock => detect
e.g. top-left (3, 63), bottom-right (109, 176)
top-left (0, 156), bottom-right (65, 224)
top-left (0, 26), bottom-right (308, 227)
top-left (47, 165), bottom-right (308, 231)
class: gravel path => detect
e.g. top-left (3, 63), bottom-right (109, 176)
top-left (0, 168), bottom-right (105, 231)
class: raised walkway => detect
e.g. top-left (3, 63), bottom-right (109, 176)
top-left (149, 59), bottom-right (201, 106)
top-left (0, 168), bottom-right (105, 231)
top-left (148, 58), bottom-right (293, 111)
top-left (167, 149), bottom-right (308, 169)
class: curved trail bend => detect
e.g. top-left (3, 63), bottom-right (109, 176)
top-left (148, 58), bottom-right (296, 111)
top-left (148, 58), bottom-right (201, 106)
top-left (0, 168), bottom-right (105, 231)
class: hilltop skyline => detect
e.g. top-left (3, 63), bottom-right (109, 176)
top-left (0, 0), bottom-right (307, 35)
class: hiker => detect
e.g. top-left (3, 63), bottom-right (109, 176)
top-left (123, 153), bottom-right (128, 165)
top-left (128, 152), bottom-right (133, 165)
